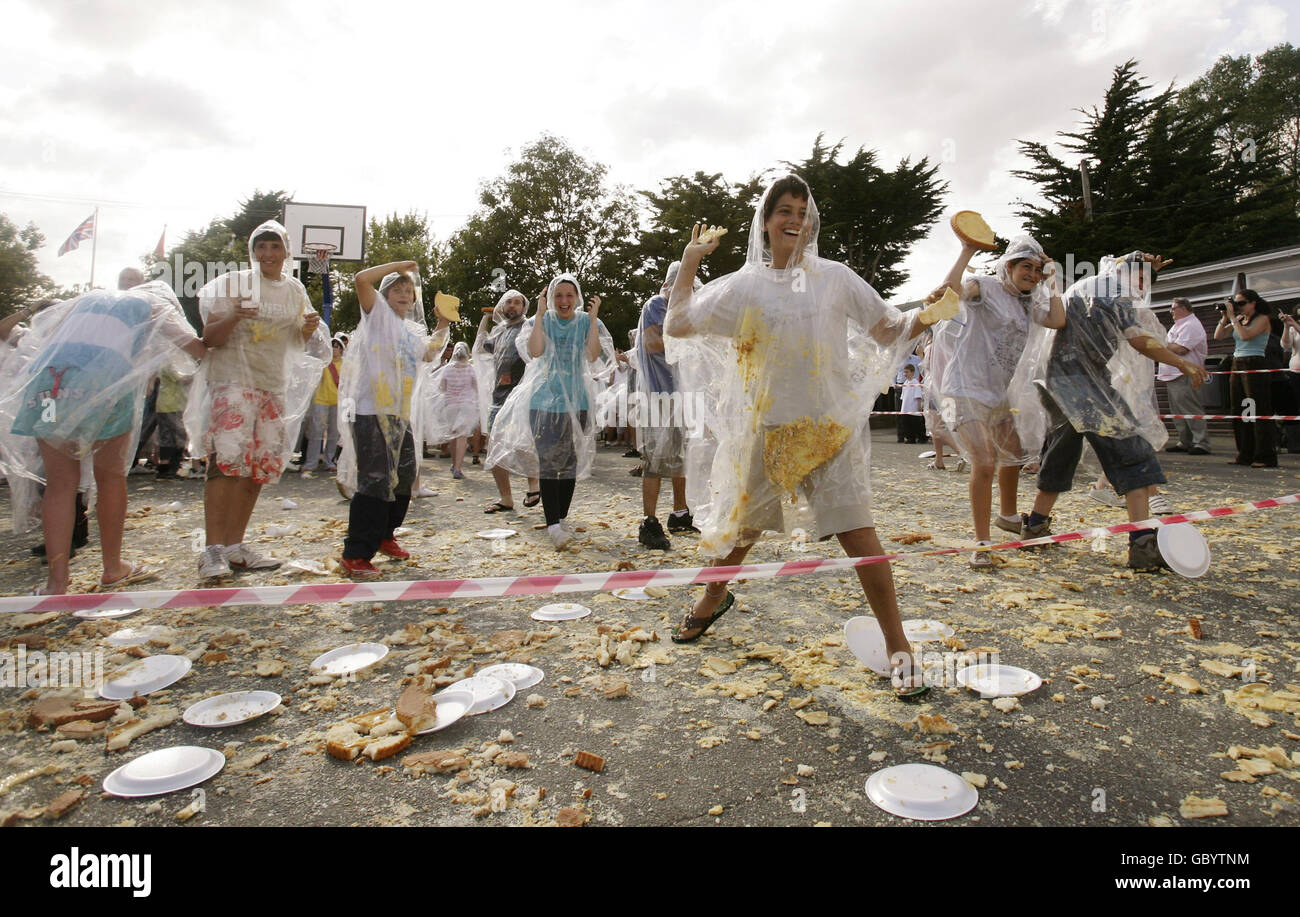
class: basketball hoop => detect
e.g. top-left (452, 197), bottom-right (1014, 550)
top-left (304, 243), bottom-right (337, 275)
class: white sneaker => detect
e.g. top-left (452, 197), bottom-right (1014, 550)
top-left (548, 523), bottom-right (573, 550)
top-left (415, 485), bottom-right (437, 498)
top-left (969, 541), bottom-right (995, 569)
top-left (301, 470), bottom-right (314, 479)
top-left (1088, 488), bottom-right (1124, 508)
top-left (224, 543), bottom-right (283, 571)
top-left (1148, 493), bottom-right (1175, 515)
top-left (199, 545), bottom-right (231, 580)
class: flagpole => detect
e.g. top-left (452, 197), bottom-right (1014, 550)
top-left (89, 206), bottom-right (99, 289)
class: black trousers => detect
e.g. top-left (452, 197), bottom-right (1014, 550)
top-left (1230, 356), bottom-right (1276, 465)
top-left (538, 478), bottom-right (577, 527)
top-left (344, 492), bottom-right (410, 560)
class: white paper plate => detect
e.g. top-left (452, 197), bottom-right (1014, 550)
top-left (103, 745), bottom-right (226, 798)
top-left (476, 529), bottom-right (517, 540)
top-left (844, 616), bottom-right (891, 676)
top-left (446, 675), bottom-right (515, 715)
top-left (477, 663), bottom-right (544, 691)
top-left (865, 763), bottom-right (978, 821)
top-left (105, 625), bottom-right (173, 647)
top-left (73, 606), bottom-right (141, 620)
top-left (917, 450), bottom-right (937, 460)
top-left (612, 587), bottom-right (652, 601)
top-left (530, 602), bottom-right (591, 622)
top-left (903, 619), bottom-right (954, 642)
top-left (309, 643), bottom-right (389, 676)
top-left (956, 663), bottom-right (1042, 697)
top-left (183, 691), bottom-right (282, 728)
top-left (99, 654), bottom-right (192, 699)
top-left (389, 688), bottom-right (475, 736)
top-left (1156, 523), bottom-right (1210, 578)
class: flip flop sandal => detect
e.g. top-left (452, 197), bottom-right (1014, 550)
top-left (892, 666), bottom-right (930, 700)
top-left (671, 591), bottom-right (735, 644)
top-left (99, 563), bottom-right (156, 592)
top-left (522, 491), bottom-right (542, 508)
top-left (484, 502), bottom-right (514, 514)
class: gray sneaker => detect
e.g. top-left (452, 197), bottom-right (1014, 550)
top-left (995, 514), bottom-right (1025, 535)
top-left (1127, 533), bottom-right (1168, 571)
top-left (224, 543), bottom-right (282, 571)
top-left (199, 544), bottom-right (232, 580)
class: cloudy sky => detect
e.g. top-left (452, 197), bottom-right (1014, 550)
top-left (2, 0), bottom-right (1294, 302)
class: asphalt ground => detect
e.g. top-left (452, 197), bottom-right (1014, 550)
top-left (0, 429), bottom-right (1297, 827)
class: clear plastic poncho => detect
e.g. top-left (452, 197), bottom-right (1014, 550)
top-left (184, 220), bottom-right (329, 483)
top-left (472, 289), bottom-right (533, 432)
top-left (1009, 251), bottom-right (1168, 457)
top-left (336, 270), bottom-right (448, 500)
top-left (0, 283), bottom-right (199, 484)
top-left (938, 235), bottom-right (1052, 465)
top-left (422, 341), bottom-right (480, 443)
top-left (664, 177), bottom-right (920, 555)
top-left (484, 274), bottom-right (614, 480)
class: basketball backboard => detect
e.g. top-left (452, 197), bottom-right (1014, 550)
top-left (282, 202), bottom-right (366, 263)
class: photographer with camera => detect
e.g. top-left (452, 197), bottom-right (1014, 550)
top-left (1213, 289), bottom-right (1276, 467)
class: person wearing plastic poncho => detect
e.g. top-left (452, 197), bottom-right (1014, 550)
top-left (663, 174), bottom-right (950, 696)
top-left (919, 326), bottom-right (962, 470)
top-left (336, 262), bottom-right (450, 579)
top-left (484, 274), bottom-right (614, 549)
top-left (0, 282), bottom-right (207, 595)
top-left (188, 220), bottom-right (329, 580)
top-left (632, 261), bottom-right (702, 552)
top-left (474, 289), bottom-right (540, 512)
top-left (1007, 252), bottom-right (1208, 570)
top-left (927, 233), bottom-right (1065, 569)
top-left (422, 341), bottom-right (479, 479)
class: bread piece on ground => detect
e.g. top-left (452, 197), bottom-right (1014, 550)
top-left (362, 732), bottom-right (411, 762)
top-left (325, 723), bottom-right (368, 761)
top-left (573, 751), bottom-right (605, 772)
top-left (395, 685), bottom-right (439, 733)
top-left (43, 788), bottom-right (85, 819)
top-left (28, 697), bottom-right (121, 729)
top-left (346, 707), bottom-right (393, 731)
top-left (556, 806), bottom-right (589, 827)
top-left (366, 716), bottom-right (409, 739)
top-left (106, 708), bottom-right (179, 752)
top-left (402, 750), bottom-right (470, 774)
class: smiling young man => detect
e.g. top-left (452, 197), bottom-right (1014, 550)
top-left (663, 174), bottom-right (949, 697)
top-left (193, 220), bottom-right (326, 580)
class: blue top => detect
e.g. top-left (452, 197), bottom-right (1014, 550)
top-left (530, 310), bottom-right (590, 413)
top-left (636, 295), bottom-right (675, 394)
top-left (1232, 323), bottom-right (1267, 358)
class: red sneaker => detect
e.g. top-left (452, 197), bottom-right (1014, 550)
top-left (340, 556), bottom-right (381, 580)
top-left (378, 538), bottom-right (410, 560)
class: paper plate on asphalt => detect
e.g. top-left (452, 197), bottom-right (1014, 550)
top-left (446, 675), bottom-right (515, 715)
top-left (612, 587), bottom-right (653, 601)
top-left (309, 643), bottom-right (389, 676)
top-left (73, 606), bottom-right (141, 620)
top-left (476, 528), bottom-right (517, 540)
top-left (530, 603), bottom-right (591, 622)
top-left (865, 763), bottom-right (978, 821)
top-left (956, 663), bottom-right (1042, 697)
top-left (844, 616), bottom-right (891, 676)
top-left (393, 689), bottom-right (475, 735)
top-left (103, 745), bottom-right (225, 798)
top-left (917, 450), bottom-right (936, 460)
top-left (477, 663), bottom-right (544, 691)
top-left (903, 619), bottom-right (954, 642)
top-left (99, 654), bottom-right (192, 699)
top-left (183, 691), bottom-right (282, 728)
top-left (1156, 523), bottom-right (1210, 578)
top-left (105, 625), bottom-right (173, 647)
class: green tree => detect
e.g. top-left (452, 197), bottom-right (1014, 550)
top-left (0, 214), bottom-right (54, 316)
top-left (440, 134), bottom-right (641, 345)
top-left (1014, 59), bottom-right (1300, 272)
top-left (329, 211), bottom-right (447, 335)
top-left (790, 135), bottom-right (947, 296)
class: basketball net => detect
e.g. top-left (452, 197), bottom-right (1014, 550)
top-left (305, 243), bottom-right (336, 275)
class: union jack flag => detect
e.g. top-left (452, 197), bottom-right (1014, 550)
top-left (57, 212), bottom-right (95, 256)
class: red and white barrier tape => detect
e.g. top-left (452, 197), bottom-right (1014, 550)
top-left (1207, 367), bottom-right (1297, 375)
top-left (2, 493), bottom-right (1295, 617)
